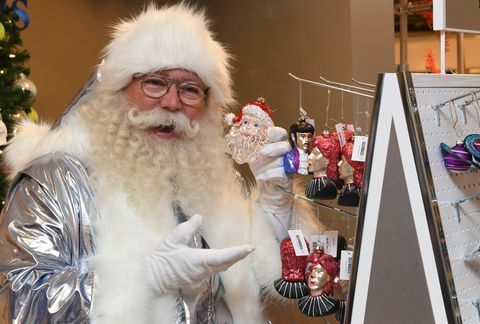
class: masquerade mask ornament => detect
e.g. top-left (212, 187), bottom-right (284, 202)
top-left (284, 117), bottom-right (315, 175)
top-left (225, 98), bottom-right (274, 164)
top-left (273, 238), bottom-right (310, 299)
top-left (298, 248), bottom-right (339, 317)
top-left (304, 132), bottom-right (338, 199)
top-left (440, 140), bottom-right (480, 172)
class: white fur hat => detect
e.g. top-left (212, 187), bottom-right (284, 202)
top-left (97, 3), bottom-right (233, 109)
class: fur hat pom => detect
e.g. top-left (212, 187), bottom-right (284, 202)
top-left (225, 112), bottom-right (236, 126)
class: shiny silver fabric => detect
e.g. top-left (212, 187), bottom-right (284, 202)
top-left (0, 152), bottom-right (96, 323)
top-left (0, 153), bottom-right (234, 323)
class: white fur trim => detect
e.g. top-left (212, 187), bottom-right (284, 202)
top-left (224, 112), bottom-right (235, 126)
top-left (243, 105), bottom-right (274, 127)
top-left (4, 114), bottom-right (90, 180)
top-left (98, 4), bottom-right (233, 109)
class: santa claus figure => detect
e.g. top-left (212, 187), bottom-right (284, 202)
top-left (225, 98), bottom-right (274, 165)
top-left (0, 4), bottom-right (313, 323)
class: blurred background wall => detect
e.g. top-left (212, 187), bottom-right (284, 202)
top-left (21, 0), bottom-right (394, 134)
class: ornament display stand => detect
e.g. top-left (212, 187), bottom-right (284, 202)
top-left (347, 72), bottom-right (480, 324)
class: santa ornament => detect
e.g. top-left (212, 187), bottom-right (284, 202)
top-left (225, 98), bottom-right (274, 164)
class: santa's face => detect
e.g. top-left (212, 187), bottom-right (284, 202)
top-left (295, 132), bottom-right (313, 152)
top-left (225, 114), bottom-right (270, 164)
top-left (123, 68), bottom-right (206, 140)
top-left (239, 115), bottom-right (268, 136)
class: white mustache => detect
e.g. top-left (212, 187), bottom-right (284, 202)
top-left (127, 108), bottom-right (200, 139)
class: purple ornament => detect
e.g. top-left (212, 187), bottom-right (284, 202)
top-left (440, 141), bottom-right (472, 173)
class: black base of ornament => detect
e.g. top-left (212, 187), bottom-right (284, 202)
top-left (337, 183), bottom-right (360, 207)
top-left (298, 294), bottom-right (339, 317)
top-left (274, 279), bottom-right (309, 299)
top-left (305, 177), bottom-right (337, 199)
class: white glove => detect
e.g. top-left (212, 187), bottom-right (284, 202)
top-left (249, 127), bottom-right (294, 240)
top-left (147, 214), bottom-right (254, 294)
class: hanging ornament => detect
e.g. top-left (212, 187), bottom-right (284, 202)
top-left (304, 132), bottom-right (338, 200)
top-left (225, 97), bottom-right (274, 164)
top-left (273, 238), bottom-right (309, 299)
top-left (15, 73), bottom-right (37, 99)
top-left (297, 248), bottom-right (340, 317)
top-left (0, 22), bottom-right (5, 41)
top-left (27, 107), bottom-right (39, 122)
top-left (284, 114), bottom-right (315, 175)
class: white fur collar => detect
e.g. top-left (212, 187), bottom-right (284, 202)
top-left (4, 113), bottom-right (90, 180)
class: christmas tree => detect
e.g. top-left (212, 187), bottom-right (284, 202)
top-left (0, 3), bottom-right (35, 209)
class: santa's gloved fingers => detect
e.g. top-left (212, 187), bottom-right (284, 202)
top-left (167, 214), bottom-right (203, 245)
top-left (259, 141), bottom-right (291, 158)
top-left (197, 244), bottom-right (255, 272)
top-left (255, 167), bottom-right (288, 182)
top-left (267, 126), bottom-right (288, 142)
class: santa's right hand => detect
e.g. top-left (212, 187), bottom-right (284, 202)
top-left (146, 214), bottom-right (254, 294)
top-left (249, 127), bottom-right (292, 182)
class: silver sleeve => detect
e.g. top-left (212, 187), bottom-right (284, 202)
top-left (0, 153), bottom-right (96, 323)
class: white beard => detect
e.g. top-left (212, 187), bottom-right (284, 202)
top-left (224, 125), bottom-right (269, 164)
top-left (79, 92), bottom-right (236, 226)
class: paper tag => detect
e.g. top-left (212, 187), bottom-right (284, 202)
top-left (346, 124), bottom-right (355, 133)
top-left (324, 230), bottom-right (338, 258)
top-left (352, 135), bottom-right (368, 162)
top-left (335, 123), bottom-right (346, 148)
top-left (306, 118), bottom-right (315, 127)
top-left (310, 234), bottom-right (322, 251)
top-left (288, 229), bottom-right (309, 256)
top-left (339, 250), bottom-right (353, 280)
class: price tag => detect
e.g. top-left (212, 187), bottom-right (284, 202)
top-left (335, 123), bottom-right (346, 148)
top-left (351, 135), bottom-right (368, 162)
top-left (324, 230), bottom-right (338, 258)
top-left (288, 229), bottom-right (309, 256)
top-left (339, 250), bottom-right (353, 280)
top-left (306, 118), bottom-right (315, 127)
top-left (310, 234), bottom-right (322, 251)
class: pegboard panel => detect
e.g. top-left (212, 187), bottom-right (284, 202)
top-left (410, 74), bottom-right (480, 323)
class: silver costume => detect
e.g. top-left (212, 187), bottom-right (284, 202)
top-left (0, 152), bottom-right (232, 323)
top-left (0, 153), bottom-right (95, 323)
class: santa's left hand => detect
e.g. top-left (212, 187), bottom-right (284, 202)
top-left (249, 126), bottom-right (293, 240)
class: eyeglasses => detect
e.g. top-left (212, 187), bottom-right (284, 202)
top-left (138, 74), bottom-right (209, 106)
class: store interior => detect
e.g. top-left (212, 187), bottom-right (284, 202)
top-left (11, 1), bottom-right (480, 323)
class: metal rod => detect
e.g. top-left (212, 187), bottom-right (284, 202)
top-left (450, 192), bottom-right (480, 223)
top-left (398, 0), bottom-right (409, 72)
top-left (432, 90), bottom-right (480, 110)
top-left (351, 78), bottom-right (376, 88)
top-left (276, 185), bottom-right (358, 218)
top-left (319, 76), bottom-right (375, 93)
top-left (457, 32), bottom-right (465, 74)
top-left (288, 73), bottom-right (374, 99)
